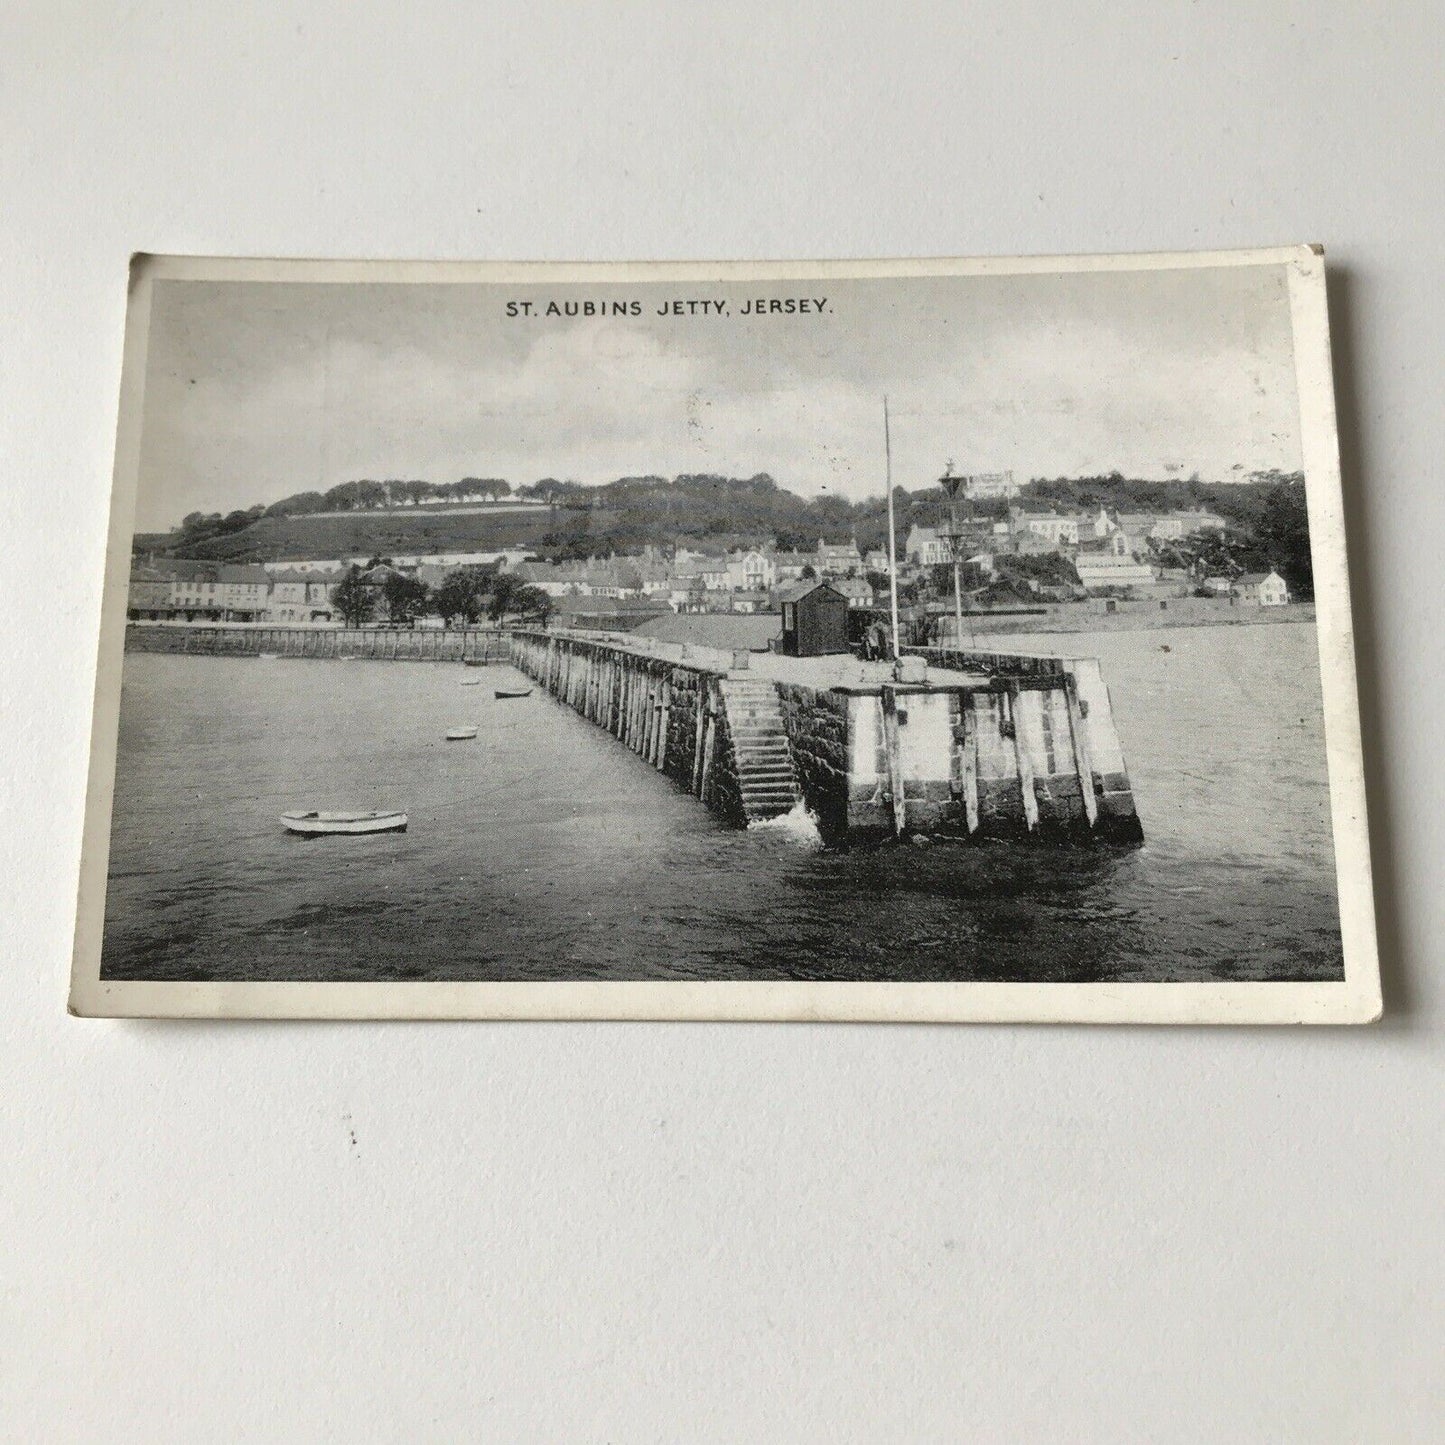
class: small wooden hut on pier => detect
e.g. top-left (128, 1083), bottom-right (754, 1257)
top-left (777, 581), bottom-right (849, 657)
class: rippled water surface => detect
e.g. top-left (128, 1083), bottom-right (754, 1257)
top-left (101, 623), bottom-right (1343, 982)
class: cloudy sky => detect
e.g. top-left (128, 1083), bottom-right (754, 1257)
top-left (134, 265), bottom-right (1303, 530)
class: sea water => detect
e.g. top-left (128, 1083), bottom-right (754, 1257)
top-left (99, 623), bottom-right (1343, 983)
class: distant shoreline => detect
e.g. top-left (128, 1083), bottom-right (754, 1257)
top-left (954, 600), bottom-right (1316, 639)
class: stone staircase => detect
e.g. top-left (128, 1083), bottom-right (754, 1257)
top-left (719, 678), bottom-right (803, 822)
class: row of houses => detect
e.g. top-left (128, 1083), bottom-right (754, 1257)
top-left (129, 510), bottom-right (1291, 625)
top-left (268, 548), bottom-right (534, 575)
top-left (905, 504), bottom-right (1229, 566)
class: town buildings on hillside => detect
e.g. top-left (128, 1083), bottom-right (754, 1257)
top-left (127, 500), bottom-right (1281, 626)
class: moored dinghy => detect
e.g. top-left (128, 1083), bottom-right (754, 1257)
top-left (281, 810), bottom-right (408, 836)
top-left (494, 687), bottom-right (532, 700)
top-left (445, 726), bottom-right (478, 741)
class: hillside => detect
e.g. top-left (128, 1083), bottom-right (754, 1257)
top-left (141, 506), bottom-right (564, 563)
top-left (134, 470), bottom-right (1305, 569)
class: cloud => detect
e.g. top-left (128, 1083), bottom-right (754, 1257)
top-left (133, 267), bottom-right (1304, 529)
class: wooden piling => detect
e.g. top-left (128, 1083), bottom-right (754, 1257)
top-left (699, 703), bottom-right (717, 806)
top-left (691, 682), bottom-right (708, 794)
top-left (1008, 683), bottom-right (1040, 832)
top-left (960, 699), bottom-right (980, 835)
top-left (881, 687), bottom-right (907, 837)
top-left (1062, 676), bottom-right (1099, 828)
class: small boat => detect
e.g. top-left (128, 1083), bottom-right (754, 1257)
top-left (258, 652), bottom-right (279, 660)
top-left (494, 687), bottom-right (533, 700)
top-left (281, 810), bottom-right (407, 836)
top-left (463, 657), bottom-right (488, 667)
top-left (445, 727), bottom-right (478, 741)
top-left (458, 678), bottom-right (482, 686)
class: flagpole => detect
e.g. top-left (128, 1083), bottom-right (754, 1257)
top-left (884, 397), bottom-right (901, 664)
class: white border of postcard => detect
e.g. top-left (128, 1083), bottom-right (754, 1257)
top-left (70, 247), bottom-right (1382, 1022)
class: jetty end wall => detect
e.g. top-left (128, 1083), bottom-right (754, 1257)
top-left (906, 645), bottom-right (1140, 843)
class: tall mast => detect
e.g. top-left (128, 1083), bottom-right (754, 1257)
top-left (940, 463), bottom-right (966, 650)
top-left (884, 397), bottom-right (901, 662)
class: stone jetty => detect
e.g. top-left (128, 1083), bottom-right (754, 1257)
top-left (508, 628), bottom-right (1143, 845)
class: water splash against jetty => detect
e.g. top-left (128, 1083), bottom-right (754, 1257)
top-left (746, 800), bottom-right (823, 847)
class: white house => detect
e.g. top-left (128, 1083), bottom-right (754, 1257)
top-left (816, 538), bottom-right (863, 576)
top-left (960, 470), bottom-right (1019, 501)
top-left (265, 569), bottom-right (338, 623)
top-left (1151, 508), bottom-right (1228, 541)
top-left (904, 525), bottom-right (952, 566)
top-left (1231, 570), bottom-right (1290, 606)
top-left (726, 549), bottom-right (775, 592)
top-left (1074, 553), bottom-right (1156, 592)
top-left (1012, 510), bottom-right (1080, 547)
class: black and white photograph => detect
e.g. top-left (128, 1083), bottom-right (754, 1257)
top-left (70, 250), bottom-right (1378, 1020)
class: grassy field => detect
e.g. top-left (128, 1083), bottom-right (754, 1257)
top-left (139, 506), bottom-right (564, 562)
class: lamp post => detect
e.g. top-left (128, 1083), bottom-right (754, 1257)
top-left (884, 397), bottom-right (901, 665)
top-left (939, 465), bottom-right (968, 651)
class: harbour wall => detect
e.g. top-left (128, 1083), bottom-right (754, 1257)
top-left (510, 630), bottom-right (1143, 846)
top-left (124, 623), bottom-right (508, 662)
top-left (507, 631), bottom-right (750, 826)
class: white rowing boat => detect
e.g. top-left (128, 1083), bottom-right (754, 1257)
top-left (281, 810), bottom-right (408, 835)
top-left (445, 727), bottom-right (478, 741)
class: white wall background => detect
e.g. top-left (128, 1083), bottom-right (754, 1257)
top-left (3, 4), bottom-right (1440, 1439)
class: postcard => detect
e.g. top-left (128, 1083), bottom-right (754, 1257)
top-left (70, 249), bottom-right (1380, 1021)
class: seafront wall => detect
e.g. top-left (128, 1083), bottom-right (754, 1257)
top-left (124, 623), bottom-right (507, 661)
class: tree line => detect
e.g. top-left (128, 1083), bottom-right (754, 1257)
top-left (329, 562), bottom-right (556, 629)
top-left (156, 469), bottom-right (1314, 597)
top-left (264, 477), bottom-right (516, 516)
